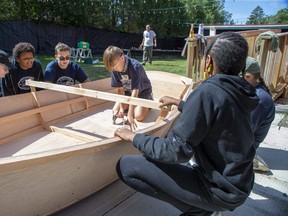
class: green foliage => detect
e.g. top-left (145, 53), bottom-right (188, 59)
top-left (0, 0), bottom-right (232, 37)
top-left (247, 5), bottom-right (288, 25)
top-left (247, 6), bottom-right (265, 24)
top-left (0, 1), bottom-right (286, 37)
top-left (275, 8), bottom-right (288, 24)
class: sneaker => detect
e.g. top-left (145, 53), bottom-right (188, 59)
top-left (253, 154), bottom-right (270, 172)
top-left (141, 62), bottom-right (146, 65)
top-left (149, 61), bottom-right (152, 64)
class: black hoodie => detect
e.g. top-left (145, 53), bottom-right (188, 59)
top-left (133, 73), bottom-right (259, 210)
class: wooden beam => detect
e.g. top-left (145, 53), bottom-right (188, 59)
top-left (30, 86), bottom-right (50, 130)
top-left (26, 80), bottom-right (162, 110)
top-left (0, 97), bottom-right (86, 124)
top-left (50, 126), bottom-right (98, 142)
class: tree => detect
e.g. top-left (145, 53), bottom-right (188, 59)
top-left (246, 6), bottom-right (265, 24)
top-left (0, 0), bottom-right (244, 37)
top-left (275, 8), bottom-right (288, 24)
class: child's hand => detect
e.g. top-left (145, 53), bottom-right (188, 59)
top-left (127, 115), bottom-right (137, 131)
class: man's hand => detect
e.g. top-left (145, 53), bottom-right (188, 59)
top-left (114, 127), bottom-right (136, 142)
top-left (159, 96), bottom-right (181, 107)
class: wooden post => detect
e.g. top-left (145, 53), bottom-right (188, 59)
top-left (186, 38), bottom-right (195, 79)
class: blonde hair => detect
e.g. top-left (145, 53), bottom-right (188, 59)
top-left (55, 42), bottom-right (70, 55)
top-left (103, 46), bottom-right (124, 72)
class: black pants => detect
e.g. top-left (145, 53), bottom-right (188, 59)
top-left (116, 155), bottom-right (225, 215)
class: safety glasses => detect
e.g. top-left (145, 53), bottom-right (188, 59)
top-left (58, 56), bottom-right (70, 61)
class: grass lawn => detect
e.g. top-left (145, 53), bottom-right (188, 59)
top-left (36, 54), bottom-right (188, 81)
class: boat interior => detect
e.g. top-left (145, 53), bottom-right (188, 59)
top-left (0, 71), bottom-right (189, 158)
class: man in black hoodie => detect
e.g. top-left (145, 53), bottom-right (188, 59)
top-left (114, 32), bottom-right (259, 216)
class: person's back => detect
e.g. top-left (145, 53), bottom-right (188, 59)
top-left (252, 85), bottom-right (275, 147)
top-left (114, 32), bottom-right (259, 215)
top-left (182, 74), bottom-right (257, 207)
top-left (243, 56), bottom-right (275, 171)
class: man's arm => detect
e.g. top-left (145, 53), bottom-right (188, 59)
top-left (140, 37), bottom-right (145, 48)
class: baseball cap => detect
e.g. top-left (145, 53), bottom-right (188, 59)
top-left (0, 50), bottom-right (16, 69)
top-left (244, 56), bottom-right (260, 74)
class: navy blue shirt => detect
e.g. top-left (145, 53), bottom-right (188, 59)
top-left (4, 58), bottom-right (43, 95)
top-left (251, 84), bottom-right (275, 149)
top-left (111, 56), bottom-right (152, 99)
top-left (44, 60), bottom-right (88, 85)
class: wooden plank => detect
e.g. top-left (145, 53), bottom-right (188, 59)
top-left (0, 97), bottom-right (86, 124)
top-left (0, 101), bottom-right (112, 146)
top-left (186, 38), bottom-right (195, 79)
top-left (30, 86), bottom-right (50, 130)
top-left (50, 126), bottom-right (98, 142)
top-left (0, 126), bottom-right (43, 146)
top-left (26, 80), bottom-right (162, 110)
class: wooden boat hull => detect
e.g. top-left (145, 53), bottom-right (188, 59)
top-left (0, 71), bottom-right (191, 216)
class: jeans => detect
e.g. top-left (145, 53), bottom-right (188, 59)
top-left (116, 155), bottom-right (225, 215)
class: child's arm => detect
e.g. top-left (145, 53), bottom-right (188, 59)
top-left (127, 89), bottom-right (139, 131)
top-left (112, 87), bottom-right (125, 115)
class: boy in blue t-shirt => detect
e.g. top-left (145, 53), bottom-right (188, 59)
top-left (44, 42), bottom-right (89, 85)
top-left (103, 46), bottom-right (153, 131)
top-left (4, 42), bottom-right (44, 95)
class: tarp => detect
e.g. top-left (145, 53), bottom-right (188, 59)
top-left (0, 20), bottom-right (185, 55)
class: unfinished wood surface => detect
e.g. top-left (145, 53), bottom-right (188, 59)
top-left (185, 30), bottom-right (288, 98)
top-left (0, 71), bottom-right (192, 216)
top-left (186, 38), bottom-right (195, 79)
top-left (26, 80), bottom-right (162, 110)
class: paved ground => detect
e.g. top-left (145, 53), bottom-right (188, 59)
top-left (54, 109), bottom-right (288, 216)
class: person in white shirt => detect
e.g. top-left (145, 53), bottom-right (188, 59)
top-left (140, 24), bottom-right (157, 65)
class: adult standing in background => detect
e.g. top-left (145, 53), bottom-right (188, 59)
top-left (140, 24), bottom-right (157, 66)
top-left (44, 42), bottom-right (89, 85)
top-left (6, 42), bottom-right (44, 95)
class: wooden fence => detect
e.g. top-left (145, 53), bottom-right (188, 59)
top-left (185, 29), bottom-right (288, 100)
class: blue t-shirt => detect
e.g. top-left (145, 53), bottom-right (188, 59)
top-left (44, 60), bottom-right (88, 85)
top-left (110, 56), bottom-right (152, 99)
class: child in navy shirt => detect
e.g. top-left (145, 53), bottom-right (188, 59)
top-left (103, 46), bottom-right (153, 131)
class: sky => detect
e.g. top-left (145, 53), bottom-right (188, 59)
top-left (224, 0), bottom-right (288, 24)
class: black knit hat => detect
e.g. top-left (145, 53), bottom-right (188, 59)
top-left (0, 50), bottom-right (16, 69)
